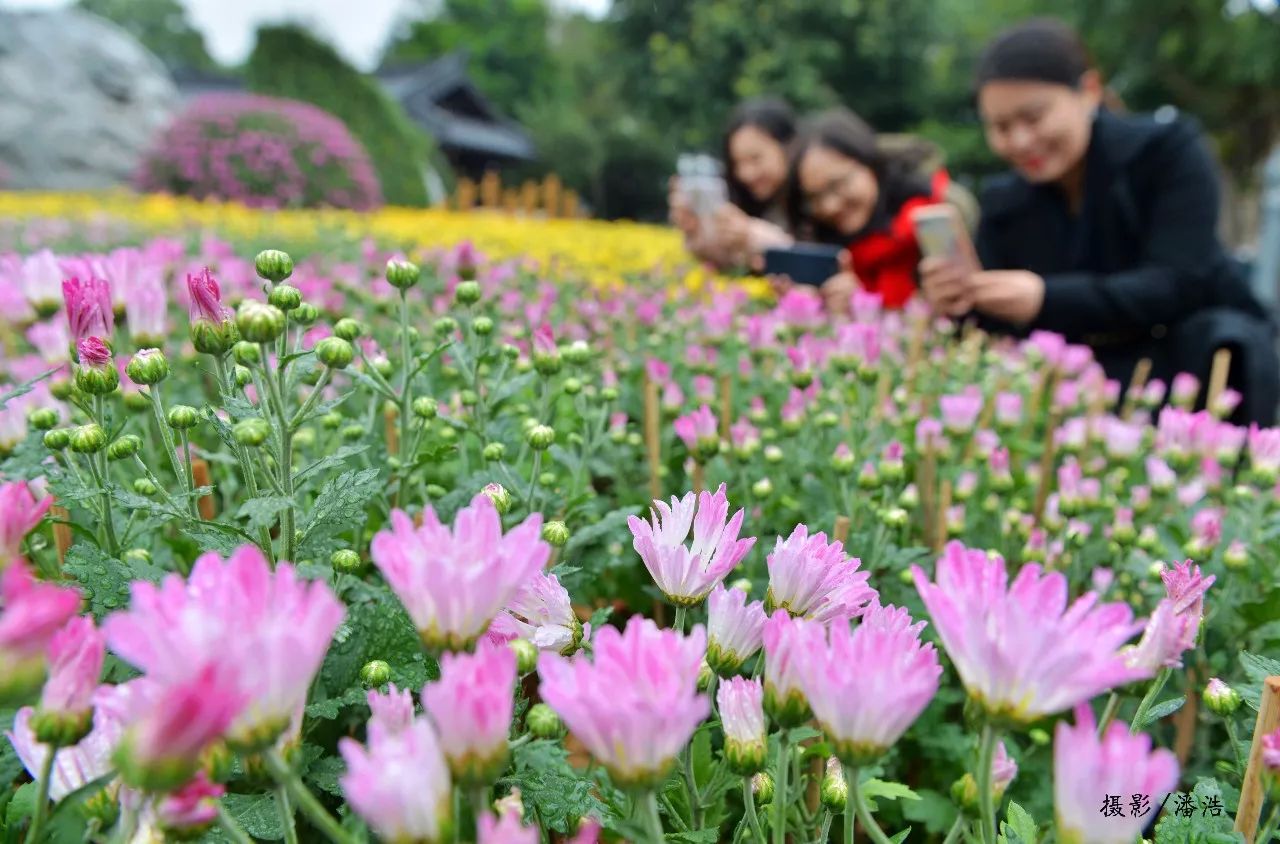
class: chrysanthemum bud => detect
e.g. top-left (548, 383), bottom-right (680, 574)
top-left (857, 462), bottom-right (880, 489)
top-left (899, 486), bottom-right (920, 508)
top-left (70, 423), bottom-right (107, 454)
top-left (433, 317), bottom-right (459, 338)
top-left (293, 303), bottom-right (319, 325)
top-left (472, 316), bottom-right (494, 336)
top-left (831, 446), bottom-right (856, 473)
top-left (1224, 541), bottom-right (1248, 570)
top-left (562, 377), bottom-right (582, 396)
top-left (255, 249), bottom-right (294, 283)
top-left (752, 772), bottom-right (774, 806)
top-left (236, 301), bottom-right (286, 344)
top-left (133, 477), bottom-right (157, 496)
top-left (563, 340), bottom-right (591, 366)
top-left (880, 507), bottom-right (909, 528)
top-left (510, 639), bottom-right (538, 675)
top-left (123, 391), bottom-right (150, 413)
top-left (315, 337), bottom-right (354, 370)
top-left (527, 424), bottom-right (555, 450)
top-left (334, 318), bottom-right (363, 341)
top-left (372, 357), bottom-right (394, 378)
top-left (1028, 728), bottom-right (1050, 746)
top-left (480, 442), bottom-right (505, 463)
top-left (542, 520), bottom-right (570, 547)
top-left (267, 284), bottom-right (302, 312)
top-left (330, 549), bottom-right (363, 574)
top-left (385, 259), bottom-right (421, 290)
top-left (167, 405), bottom-right (199, 430)
top-left (752, 478), bottom-right (774, 498)
top-left (482, 483), bottom-right (512, 514)
top-left (123, 548), bottom-right (151, 565)
top-left (951, 773), bottom-right (980, 816)
top-left (31, 708), bottom-right (94, 748)
top-left (107, 435), bottom-right (142, 461)
top-left (42, 428), bottom-right (70, 451)
top-left (125, 348), bottom-right (169, 386)
top-left (1203, 679), bottom-right (1242, 716)
top-left (763, 445), bottom-right (784, 464)
top-left (49, 379), bottom-right (75, 401)
top-left (75, 346), bottom-right (119, 396)
top-left (821, 759), bottom-right (848, 811)
top-left (360, 660), bottom-right (391, 688)
top-left (27, 407), bottom-right (58, 430)
top-left (526, 703), bottom-right (562, 739)
top-left (454, 280), bottom-right (481, 306)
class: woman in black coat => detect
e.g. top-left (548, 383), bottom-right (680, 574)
top-left (921, 18), bottom-right (1278, 425)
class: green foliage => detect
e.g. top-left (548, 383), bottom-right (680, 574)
top-left (246, 25), bottom-right (432, 207)
top-left (63, 543), bottom-right (166, 619)
top-left (221, 793), bottom-right (285, 841)
top-left (501, 740), bottom-right (611, 833)
top-left (1154, 779), bottom-right (1242, 843)
top-left (75, 0), bottom-right (219, 73)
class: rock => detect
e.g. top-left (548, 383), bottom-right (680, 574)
top-left (0, 9), bottom-right (179, 190)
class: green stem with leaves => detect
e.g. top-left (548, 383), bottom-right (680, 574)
top-left (774, 733), bottom-right (789, 844)
top-left (848, 765), bottom-right (895, 844)
top-left (1097, 692), bottom-right (1122, 736)
top-left (145, 385), bottom-right (185, 491)
top-left (263, 750), bottom-right (353, 844)
top-left (640, 791), bottom-right (665, 844)
top-left (217, 805), bottom-right (254, 844)
top-left (941, 815), bottom-right (966, 844)
top-left (27, 745), bottom-right (57, 844)
top-left (277, 787), bottom-right (299, 844)
top-left (259, 344), bottom-right (297, 561)
top-left (743, 778), bottom-right (766, 843)
top-left (673, 605), bottom-right (688, 634)
top-left (976, 724), bottom-right (999, 844)
top-left (178, 429), bottom-right (199, 518)
top-left (1129, 668), bottom-right (1172, 734)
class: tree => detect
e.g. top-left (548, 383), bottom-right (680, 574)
top-left (76, 0), bottom-right (219, 73)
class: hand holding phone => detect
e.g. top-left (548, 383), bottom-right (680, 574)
top-left (762, 244), bottom-right (844, 286)
top-left (910, 205), bottom-right (978, 270)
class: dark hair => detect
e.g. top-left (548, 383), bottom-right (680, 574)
top-left (786, 108), bottom-right (934, 243)
top-left (974, 18), bottom-right (1092, 91)
top-left (721, 97), bottom-right (797, 217)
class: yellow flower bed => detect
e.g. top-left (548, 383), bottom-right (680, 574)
top-left (0, 191), bottom-right (769, 297)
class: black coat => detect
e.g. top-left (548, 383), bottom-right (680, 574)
top-left (973, 109), bottom-right (1279, 425)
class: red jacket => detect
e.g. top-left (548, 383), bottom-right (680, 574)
top-left (844, 169), bottom-right (951, 309)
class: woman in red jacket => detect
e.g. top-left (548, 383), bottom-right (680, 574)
top-left (787, 108), bottom-right (953, 314)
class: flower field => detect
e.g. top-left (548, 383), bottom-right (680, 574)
top-left (1, 191), bottom-right (1278, 844)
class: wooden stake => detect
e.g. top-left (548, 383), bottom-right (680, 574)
top-left (936, 479), bottom-right (953, 549)
top-left (50, 503), bottom-right (72, 565)
top-left (384, 403), bottom-right (399, 456)
top-left (918, 440), bottom-right (938, 551)
top-left (905, 317), bottom-right (928, 392)
top-left (1032, 409), bottom-right (1063, 526)
top-left (1207, 348), bottom-right (1233, 412)
top-left (691, 462), bottom-right (705, 495)
top-left (832, 515), bottom-right (850, 545)
top-left (1236, 676), bottom-right (1280, 842)
top-left (190, 458), bottom-right (216, 520)
top-left (1120, 358), bottom-right (1153, 421)
top-left (643, 376), bottom-right (662, 501)
top-left (718, 373), bottom-right (732, 440)
top-left (1172, 668), bottom-right (1198, 766)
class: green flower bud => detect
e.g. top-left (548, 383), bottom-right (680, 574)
top-left (434, 317), bottom-right (459, 338)
top-left (1028, 728), bottom-right (1051, 746)
top-left (501, 344), bottom-right (520, 362)
top-left (538, 471), bottom-right (557, 487)
top-left (1224, 542), bottom-right (1249, 570)
top-left (75, 360), bottom-right (119, 396)
top-left (334, 318), bottom-right (363, 342)
top-left (43, 428), bottom-right (70, 450)
top-left (360, 660), bottom-right (391, 688)
top-left (600, 386), bottom-right (619, 402)
top-left (236, 301), bottom-right (286, 344)
top-left (752, 773), bottom-right (775, 806)
top-left (880, 507), bottom-right (909, 528)
top-left (331, 549), bottom-right (364, 574)
top-left (1203, 679), bottom-right (1242, 716)
top-left (27, 407), bottom-right (58, 430)
top-left (563, 340), bottom-right (591, 366)
top-left (412, 397), bottom-right (439, 419)
top-left (107, 435), bottom-right (142, 461)
top-left (455, 280), bottom-right (482, 305)
top-left (49, 379), bottom-right (75, 401)
top-left (898, 567), bottom-right (914, 585)
top-left (292, 427), bottom-right (316, 449)
top-left (293, 303), bottom-right (319, 325)
top-left (123, 548), bottom-right (151, 565)
top-left (950, 773), bottom-right (980, 816)
top-left (526, 702), bottom-right (562, 739)
top-left (482, 442), bottom-right (506, 462)
top-left (385, 259), bottom-right (421, 290)
top-left (167, 405), bottom-right (200, 430)
top-left (70, 423), bottom-right (107, 454)
top-left (511, 640), bottom-right (539, 675)
top-left (231, 341), bottom-right (260, 367)
top-left (542, 520), bottom-right (570, 547)
top-left (373, 357), bottom-right (394, 379)
top-left (527, 424), bottom-right (555, 450)
top-left (315, 337), bottom-right (354, 369)
top-left (192, 317), bottom-right (238, 356)
top-left (562, 377), bottom-right (582, 396)
top-left (30, 708), bottom-right (93, 747)
top-left (426, 484), bottom-right (447, 499)
top-left (123, 390), bottom-right (151, 412)
top-left (763, 445), bottom-right (784, 464)
top-left (341, 424), bottom-right (365, 442)
top-left (472, 315), bottom-right (494, 336)
top-left (125, 348), bottom-right (169, 385)
top-left (133, 477), bottom-right (157, 496)
top-left (821, 760), bottom-right (848, 811)
top-left (460, 389), bottom-right (478, 407)
top-left (437, 425), bottom-right (458, 443)
top-left (255, 249), bottom-right (294, 283)
top-left (267, 284), bottom-right (302, 312)
top-left (320, 411), bottom-right (344, 430)
top-left (482, 483), bottom-right (512, 514)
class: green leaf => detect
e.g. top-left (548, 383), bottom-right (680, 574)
top-left (501, 739), bottom-right (610, 834)
top-left (887, 830), bottom-right (911, 844)
top-left (63, 543), bottom-right (166, 618)
top-left (319, 581), bottom-right (436, 694)
top-left (901, 788), bottom-right (958, 835)
top-left (1154, 778), bottom-right (1237, 843)
top-left (305, 686), bottom-right (368, 721)
top-left (587, 606), bottom-right (614, 633)
top-left (665, 832), bottom-right (719, 843)
top-left (237, 495), bottom-right (294, 533)
top-left (0, 368), bottom-right (58, 410)
top-left (859, 778), bottom-right (919, 812)
top-left (563, 506), bottom-right (643, 557)
top-left (1135, 696), bottom-right (1186, 729)
top-left (178, 519), bottom-right (258, 557)
top-left (221, 793), bottom-right (285, 841)
top-left (305, 756), bottom-right (346, 798)
top-left (998, 801), bottom-right (1038, 844)
top-left (1239, 652), bottom-right (1280, 712)
top-left (298, 468), bottom-right (381, 557)
top-left (1237, 587), bottom-right (1280, 627)
top-left (202, 404), bottom-right (242, 451)
top-left (294, 445), bottom-right (369, 485)
top-left (4, 782), bottom-right (34, 826)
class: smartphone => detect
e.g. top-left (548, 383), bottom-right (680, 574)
top-left (911, 205), bottom-right (976, 266)
top-left (763, 244), bottom-right (843, 286)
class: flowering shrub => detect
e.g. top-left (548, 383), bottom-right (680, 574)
top-left (135, 94), bottom-right (383, 211)
top-left (0, 221), bottom-right (1277, 843)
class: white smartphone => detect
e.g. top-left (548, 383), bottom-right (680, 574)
top-left (911, 205), bottom-right (977, 268)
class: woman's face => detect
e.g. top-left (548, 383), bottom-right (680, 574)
top-left (728, 125), bottom-right (789, 203)
top-left (978, 75), bottom-right (1101, 184)
top-left (797, 144), bottom-right (879, 236)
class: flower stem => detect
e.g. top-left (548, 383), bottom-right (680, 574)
top-left (217, 805), bottom-right (254, 844)
top-left (742, 778), bottom-right (766, 843)
top-left (145, 385), bottom-right (185, 489)
top-left (848, 765), bottom-right (895, 844)
top-left (1129, 668), bottom-right (1172, 735)
top-left (1256, 802), bottom-right (1280, 844)
top-left (27, 745), bottom-right (57, 844)
top-left (83, 448), bottom-right (119, 556)
top-left (641, 790), bottom-right (665, 844)
top-left (941, 815), bottom-right (966, 844)
top-left (774, 732), bottom-right (789, 844)
top-left (263, 750), bottom-right (353, 844)
top-left (179, 429), bottom-right (199, 519)
top-left (1225, 718), bottom-right (1246, 774)
top-left (277, 787), bottom-right (299, 844)
top-left (976, 724), bottom-right (999, 844)
top-left (673, 605), bottom-right (687, 634)
top-left (683, 745), bottom-right (702, 828)
top-left (1096, 692), bottom-right (1122, 736)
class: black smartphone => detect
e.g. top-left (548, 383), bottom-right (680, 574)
top-left (763, 244), bottom-right (843, 286)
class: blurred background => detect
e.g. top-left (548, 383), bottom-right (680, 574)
top-left (1, 0), bottom-right (1278, 242)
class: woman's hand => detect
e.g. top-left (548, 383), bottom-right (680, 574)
top-left (713, 204), bottom-right (753, 259)
top-left (919, 256), bottom-right (975, 318)
top-left (768, 274), bottom-right (795, 300)
top-left (968, 270), bottom-right (1045, 325)
top-left (819, 250), bottom-right (859, 317)
top-left (667, 176), bottom-right (699, 237)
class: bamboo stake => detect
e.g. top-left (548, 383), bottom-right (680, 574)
top-left (1120, 358), bottom-right (1153, 421)
top-left (1235, 676), bottom-right (1280, 842)
top-left (190, 458), bottom-right (216, 520)
top-left (1207, 348), bottom-right (1233, 412)
top-left (718, 373), bottom-right (732, 440)
top-left (691, 462), bottom-right (705, 495)
top-left (384, 403), bottom-right (399, 456)
top-left (643, 376), bottom-right (662, 501)
top-left (51, 503), bottom-right (72, 565)
top-left (1032, 409), bottom-right (1063, 526)
top-left (1172, 668), bottom-right (1198, 766)
top-left (936, 479), bottom-right (953, 549)
top-left (918, 440), bottom-right (938, 551)
top-left (832, 515), bottom-right (850, 545)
